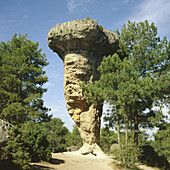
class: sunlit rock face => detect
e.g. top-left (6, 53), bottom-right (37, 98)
top-left (0, 119), bottom-right (12, 144)
top-left (47, 19), bottom-right (118, 154)
top-left (0, 119), bottom-right (12, 156)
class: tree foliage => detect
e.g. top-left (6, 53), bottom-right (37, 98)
top-left (43, 118), bottom-right (71, 152)
top-left (114, 137), bottom-right (142, 168)
top-left (151, 122), bottom-right (170, 161)
top-left (70, 124), bottom-right (83, 148)
top-left (0, 34), bottom-right (52, 169)
top-left (100, 127), bottom-right (117, 152)
top-left (4, 121), bottom-right (52, 169)
top-left (82, 20), bottom-right (169, 144)
top-left (0, 34), bottom-right (50, 124)
top-left (81, 20), bottom-right (169, 167)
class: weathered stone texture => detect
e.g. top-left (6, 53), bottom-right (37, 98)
top-left (47, 19), bottom-right (118, 154)
top-left (0, 119), bottom-right (12, 144)
top-left (0, 119), bottom-right (12, 156)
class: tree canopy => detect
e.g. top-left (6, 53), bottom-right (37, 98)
top-left (0, 34), bottom-right (50, 124)
top-left (43, 118), bottom-right (71, 153)
top-left (0, 34), bottom-right (52, 169)
top-left (82, 20), bottom-right (169, 147)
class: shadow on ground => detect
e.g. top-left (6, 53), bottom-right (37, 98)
top-left (49, 158), bottom-right (65, 165)
top-left (31, 164), bottom-right (53, 170)
top-left (0, 160), bottom-right (21, 170)
top-left (30, 158), bottom-right (65, 170)
top-left (0, 158), bottom-right (65, 170)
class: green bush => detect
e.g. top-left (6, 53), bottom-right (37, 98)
top-left (70, 125), bottom-right (83, 148)
top-left (86, 16), bottom-right (91, 20)
top-left (139, 145), bottom-right (170, 169)
top-left (99, 25), bottom-right (104, 32)
top-left (113, 138), bottom-right (141, 168)
top-left (43, 118), bottom-right (71, 152)
top-left (100, 127), bottom-right (117, 153)
top-left (151, 122), bottom-right (170, 160)
top-left (4, 122), bottom-right (52, 169)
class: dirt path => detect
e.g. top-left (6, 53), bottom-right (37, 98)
top-left (31, 151), bottom-right (113, 170)
top-left (30, 152), bottom-right (160, 170)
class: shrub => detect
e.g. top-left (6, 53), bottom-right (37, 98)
top-left (70, 124), bottom-right (83, 148)
top-left (86, 16), bottom-right (91, 20)
top-left (139, 145), bottom-right (170, 169)
top-left (4, 122), bottom-right (52, 169)
top-left (113, 138), bottom-right (141, 168)
top-left (100, 127), bottom-right (117, 153)
top-left (43, 118), bottom-right (71, 153)
top-left (99, 25), bottom-right (104, 32)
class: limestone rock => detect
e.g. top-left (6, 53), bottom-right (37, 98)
top-left (0, 119), bottom-right (12, 144)
top-left (47, 19), bottom-right (118, 60)
top-left (110, 143), bottom-right (120, 153)
top-left (67, 146), bottom-right (80, 152)
top-left (0, 119), bottom-right (12, 157)
top-left (47, 19), bottom-right (119, 155)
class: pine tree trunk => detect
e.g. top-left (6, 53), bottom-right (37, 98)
top-left (134, 113), bottom-right (138, 147)
top-left (116, 114), bottom-right (121, 145)
top-left (125, 114), bottom-right (128, 145)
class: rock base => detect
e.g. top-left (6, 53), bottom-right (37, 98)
top-left (78, 143), bottom-right (107, 158)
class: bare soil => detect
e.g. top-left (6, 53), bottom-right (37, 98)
top-left (30, 152), bottom-right (160, 170)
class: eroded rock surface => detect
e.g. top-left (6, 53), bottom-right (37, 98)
top-left (0, 119), bottom-right (12, 144)
top-left (0, 119), bottom-right (12, 156)
top-left (47, 19), bottom-right (118, 154)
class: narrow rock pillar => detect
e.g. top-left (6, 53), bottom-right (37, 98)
top-left (47, 19), bottom-right (118, 154)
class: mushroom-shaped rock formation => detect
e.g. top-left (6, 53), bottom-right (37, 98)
top-left (47, 19), bottom-right (119, 155)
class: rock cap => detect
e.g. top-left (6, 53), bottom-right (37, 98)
top-left (47, 19), bottom-right (118, 60)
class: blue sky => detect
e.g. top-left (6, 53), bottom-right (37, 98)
top-left (1, 0), bottom-right (170, 131)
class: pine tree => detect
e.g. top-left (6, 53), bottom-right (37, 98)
top-left (43, 118), bottom-right (71, 152)
top-left (82, 20), bottom-right (169, 147)
top-left (0, 34), bottom-right (53, 169)
top-left (100, 127), bottom-right (117, 152)
top-left (151, 121), bottom-right (170, 160)
top-left (70, 124), bottom-right (83, 148)
top-left (5, 121), bottom-right (52, 169)
top-left (0, 34), bottom-right (49, 124)
top-left (115, 20), bottom-right (169, 146)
